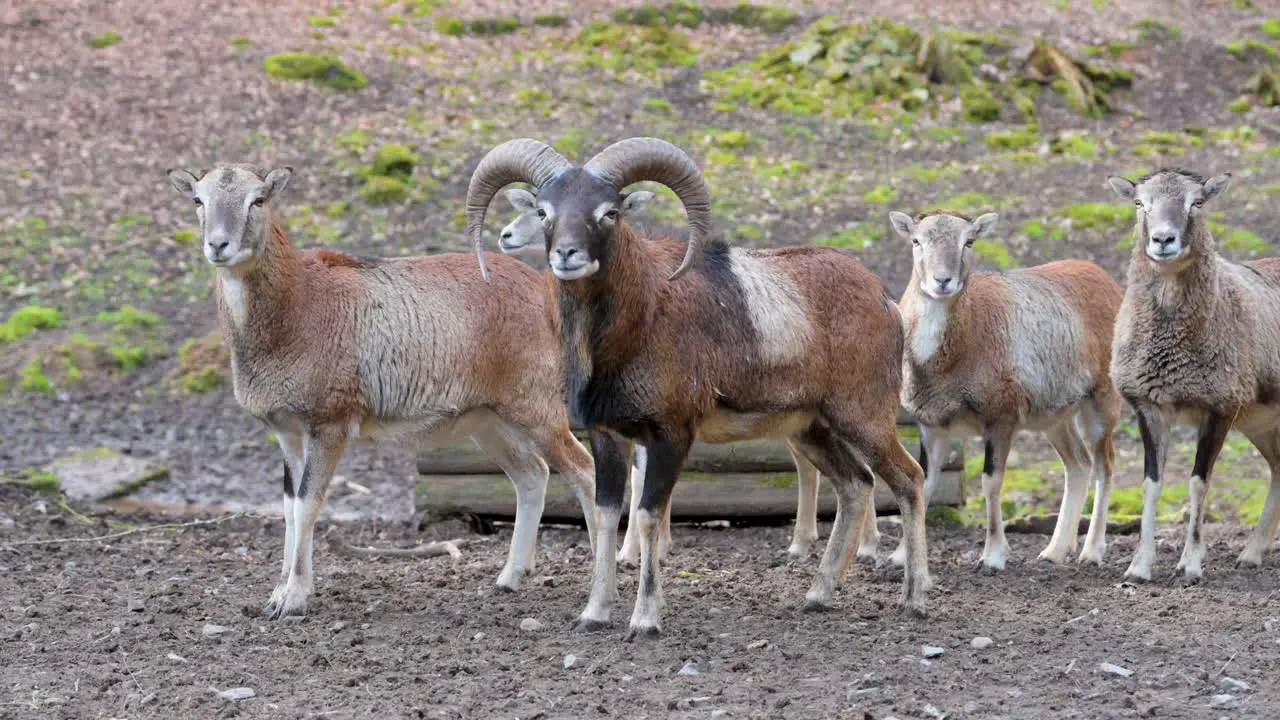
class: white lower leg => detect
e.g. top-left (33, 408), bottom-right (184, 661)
top-left (805, 480), bottom-right (861, 609)
top-left (498, 470), bottom-right (548, 590)
top-left (1041, 458), bottom-right (1089, 564)
top-left (789, 452), bottom-right (821, 557)
top-left (1124, 475), bottom-right (1163, 581)
top-left (1176, 474), bottom-right (1208, 581)
top-left (1079, 460), bottom-right (1112, 565)
top-left (854, 493), bottom-right (880, 561)
top-left (627, 508), bottom-right (664, 636)
top-left (577, 504), bottom-right (620, 629)
top-left (980, 469), bottom-right (1010, 570)
top-left (617, 449), bottom-right (646, 566)
top-left (1240, 472), bottom-right (1280, 566)
top-left (892, 430), bottom-right (946, 567)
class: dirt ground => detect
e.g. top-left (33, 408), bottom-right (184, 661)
top-left (5, 0), bottom-right (1280, 717)
top-left (2, 483), bottom-right (1278, 719)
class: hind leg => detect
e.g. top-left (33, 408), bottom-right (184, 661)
top-left (1238, 428), bottom-right (1280, 567)
top-left (1176, 411), bottom-right (1232, 584)
top-left (1078, 397), bottom-right (1118, 565)
top-left (618, 444), bottom-right (645, 566)
top-left (543, 426), bottom-right (598, 553)
top-left (889, 425), bottom-right (947, 568)
top-left (471, 427), bottom-right (550, 590)
top-left (787, 441), bottom-right (822, 558)
top-left (1039, 418), bottom-right (1092, 565)
top-left (856, 427), bottom-right (930, 616)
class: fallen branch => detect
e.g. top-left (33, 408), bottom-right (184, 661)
top-left (1005, 514), bottom-right (1140, 536)
top-left (326, 534), bottom-right (465, 561)
top-left (0, 512), bottom-right (251, 551)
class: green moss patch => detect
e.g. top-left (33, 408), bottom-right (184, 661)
top-left (434, 16), bottom-right (466, 35)
top-left (358, 176), bottom-right (412, 204)
top-left (1022, 40), bottom-right (1131, 118)
top-left (469, 17), bottom-right (521, 35)
top-left (89, 31), bottom-right (122, 49)
top-left (572, 21), bottom-right (697, 74)
top-left (613, 2), bottom-right (796, 32)
top-left (370, 144), bottom-right (418, 180)
top-left (863, 184), bottom-right (898, 205)
top-left (0, 305), bottom-right (64, 343)
top-left (984, 126), bottom-right (1040, 150)
top-left (815, 223), bottom-right (885, 250)
top-left (263, 52), bottom-right (367, 91)
top-left (534, 14), bottom-right (568, 28)
top-left (168, 332), bottom-right (229, 394)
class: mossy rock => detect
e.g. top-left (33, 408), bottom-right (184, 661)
top-left (925, 505), bottom-right (965, 529)
top-left (263, 52), bottom-right (368, 91)
top-left (358, 176), bottom-right (412, 204)
top-left (725, 4), bottom-right (797, 32)
top-left (370, 144), bottom-right (418, 180)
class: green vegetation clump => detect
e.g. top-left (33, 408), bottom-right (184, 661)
top-left (370, 144), bottom-right (418, 180)
top-left (1023, 40), bottom-right (1131, 118)
top-left (97, 305), bottom-right (162, 330)
top-left (357, 176), bottom-right (411, 204)
top-left (925, 505), bottom-right (965, 529)
top-left (434, 16), bottom-right (466, 35)
top-left (470, 17), bottom-right (520, 34)
top-left (173, 228), bottom-right (198, 246)
top-left (308, 15), bottom-right (337, 28)
top-left (263, 53), bottom-right (367, 91)
top-left (815, 223), bottom-right (885, 249)
top-left (612, 2), bottom-right (796, 31)
top-left (643, 97), bottom-right (674, 113)
top-left (1228, 96), bottom-right (1253, 113)
top-left (1050, 133), bottom-right (1099, 159)
top-left (1263, 19), bottom-right (1280, 40)
top-left (89, 31), bottom-right (122, 49)
top-left (1056, 202), bottom-right (1134, 231)
top-left (1246, 67), bottom-right (1280, 107)
top-left (961, 85), bottom-right (1001, 122)
top-left (1209, 222), bottom-right (1267, 253)
top-left (0, 305), bottom-right (64, 343)
top-left (985, 126), bottom-right (1040, 150)
top-left (703, 129), bottom-right (754, 150)
top-left (534, 14), bottom-right (568, 28)
top-left (973, 239), bottom-right (1015, 269)
top-left (1134, 18), bottom-right (1181, 42)
top-left (20, 358), bottom-right (52, 393)
top-left (169, 332), bottom-right (229, 394)
top-left (230, 35), bottom-right (251, 49)
top-left (863, 184), bottom-right (898, 205)
top-left (1224, 39), bottom-right (1278, 64)
top-left (725, 4), bottom-right (798, 32)
top-left (573, 21), bottom-right (697, 73)
top-left (703, 17), bottom-right (1014, 118)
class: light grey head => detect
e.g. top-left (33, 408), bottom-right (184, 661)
top-left (889, 209), bottom-right (999, 300)
top-left (497, 188), bottom-right (547, 256)
top-left (1107, 168), bottom-right (1231, 266)
top-left (166, 165), bottom-right (293, 269)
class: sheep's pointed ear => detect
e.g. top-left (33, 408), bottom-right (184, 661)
top-left (504, 188), bottom-right (538, 213)
top-left (621, 190), bottom-right (655, 215)
top-left (167, 169), bottom-right (199, 198)
top-left (888, 211), bottom-right (915, 239)
top-left (262, 167), bottom-right (293, 202)
top-left (1202, 172), bottom-right (1232, 203)
top-left (1107, 176), bottom-right (1136, 200)
top-left (969, 213), bottom-right (999, 240)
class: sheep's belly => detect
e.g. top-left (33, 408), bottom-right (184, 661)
top-left (698, 409), bottom-right (814, 444)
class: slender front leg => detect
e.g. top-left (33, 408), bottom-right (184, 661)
top-left (264, 432), bottom-right (304, 617)
top-left (787, 442), bottom-right (821, 558)
top-left (835, 463), bottom-right (877, 589)
top-left (626, 430), bottom-right (691, 641)
top-left (269, 425), bottom-right (348, 619)
top-left (617, 444), bottom-right (646, 567)
top-left (1239, 430), bottom-right (1280, 567)
top-left (978, 428), bottom-right (1015, 573)
top-left (889, 426), bottom-right (947, 567)
top-left (1176, 411), bottom-right (1232, 584)
top-left (1125, 405), bottom-right (1170, 583)
top-left (574, 431), bottom-right (629, 633)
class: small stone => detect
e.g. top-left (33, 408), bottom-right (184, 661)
top-left (215, 687), bottom-right (255, 702)
top-left (922, 645), bottom-right (946, 659)
top-left (201, 623), bottom-right (230, 637)
top-left (519, 618), bottom-right (544, 632)
top-left (710, 711), bottom-right (729, 719)
top-left (1264, 619), bottom-right (1275, 633)
top-left (563, 654), bottom-right (578, 669)
top-left (127, 599), bottom-right (146, 613)
top-left (923, 704), bottom-right (945, 719)
top-left (747, 639), bottom-right (768, 650)
top-left (678, 661), bottom-right (699, 676)
top-left (472, 632), bottom-right (485, 641)
top-left (134, 567), bottom-right (154, 578)
top-left (971, 636), bottom-right (994, 650)
top-left (1209, 694), bottom-right (1236, 708)
top-left (329, 621), bottom-right (346, 633)
top-left (167, 653), bottom-right (187, 663)
top-left (1100, 662), bottom-right (1134, 677)
top-left (1220, 677), bottom-right (1251, 693)
top-left (963, 701), bottom-right (979, 714)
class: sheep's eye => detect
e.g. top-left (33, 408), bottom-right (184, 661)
top-left (536, 208), bottom-right (547, 220)
top-left (252, 197), bottom-right (266, 208)
top-left (193, 197), bottom-right (203, 207)
top-left (604, 209), bottom-right (619, 221)
top-left (911, 238), bottom-right (920, 247)
top-left (1134, 200), bottom-right (1143, 209)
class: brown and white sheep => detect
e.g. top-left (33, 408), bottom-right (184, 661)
top-left (1108, 167), bottom-right (1280, 583)
top-left (464, 137), bottom-right (927, 639)
top-left (166, 164), bottom-right (596, 618)
top-left (888, 209), bottom-right (1123, 571)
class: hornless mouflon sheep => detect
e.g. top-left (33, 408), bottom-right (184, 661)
top-left (496, 188), bottom-right (880, 564)
top-left (465, 137), bottom-right (928, 639)
top-left (166, 164), bottom-right (597, 618)
top-left (888, 209), bottom-right (1123, 571)
top-left (1108, 167), bottom-right (1280, 584)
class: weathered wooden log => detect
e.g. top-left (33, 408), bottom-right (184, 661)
top-left (415, 468), bottom-right (964, 524)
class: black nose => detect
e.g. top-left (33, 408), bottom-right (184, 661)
top-left (209, 239), bottom-right (229, 254)
top-left (555, 247), bottom-right (579, 260)
top-left (500, 230), bottom-right (513, 240)
top-left (1152, 233), bottom-right (1177, 247)
top-left (935, 276), bottom-right (952, 287)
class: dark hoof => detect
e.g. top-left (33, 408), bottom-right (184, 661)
top-left (490, 583), bottom-right (517, 596)
top-left (572, 618), bottom-right (609, 634)
top-left (623, 625), bottom-right (661, 642)
top-left (802, 599), bottom-right (830, 613)
top-left (976, 563), bottom-right (1001, 576)
top-left (1176, 573), bottom-right (1200, 588)
top-left (899, 604), bottom-right (927, 620)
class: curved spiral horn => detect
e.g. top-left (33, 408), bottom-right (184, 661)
top-left (465, 139), bottom-right (572, 281)
top-left (584, 137), bottom-right (710, 281)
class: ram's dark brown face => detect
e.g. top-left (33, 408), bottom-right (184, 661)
top-left (535, 169), bottom-right (654, 280)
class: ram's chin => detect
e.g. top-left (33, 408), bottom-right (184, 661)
top-left (551, 261), bottom-right (600, 281)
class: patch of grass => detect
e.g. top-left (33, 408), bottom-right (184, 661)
top-left (1246, 67), bottom-right (1280, 106)
top-left (1050, 133), bottom-right (1099, 159)
top-left (534, 14), bottom-right (568, 28)
top-left (973, 239), bottom-right (1015, 269)
top-left (515, 87), bottom-right (551, 109)
top-left (902, 162), bottom-right (964, 183)
top-left (1228, 96), bottom-right (1253, 113)
top-left (325, 201), bottom-right (350, 218)
top-left (97, 305), bottom-right (162, 330)
top-left (734, 224), bottom-right (765, 242)
top-left (20, 358), bottom-right (52, 393)
top-left (169, 332), bottom-right (229, 394)
top-left (358, 177), bottom-right (411, 204)
top-left (572, 21), bottom-right (697, 74)
top-left (1262, 19), bottom-right (1280, 40)
top-left (926, 505), bottom-right (965, 529)
top-left (230, 35), bottom-right (251, 50)
top-left (554, 128), bottom-right (591, 158)
top-left (308, 15), bottom-right (337, 28)
top-left (1134, 17), bottom-right (1181, 42)
top-left (643, 97), bottom-right (673, 113)
top-left (815, 223), bottom-right (886, 250)
top-left (703, 129), bottom-right (754, 150)
top-left (173, 228), bottom-right (198, 246)
top-left (89, 31), bottom-right (122, 49)
top-left (263, 52), bottom-right (367, 91)
top-left (434, 16), bottom-right (466, 35)
top-left (470, 17), bottom-right (521, 35)
top-left (336, 128), bottom-right (372, 155)
top-left (1209, 221), bottom-right (1268, 253)
top-left (1055, 201), bottom-right (1134, 230)
top-left (3, 469), bottom-right (61, 493)
top-left (863, 184), bottom-right (898, 205)
top-left (1224, 39), bottom-right (1278, 64)
top-left (0, 305), bottom-right (64, 343)
top-left (386, 14), bottom-right (405, 27)
top-left (370, 144), bottom-right (418, 180)
top-left (726, 4), bottom-right (798, 32)
top-left (615, 1), bottom-right (706, 28)
top-left (961, 85), bottom-right (1001, 123)
top-left (939, 191), bottom-right (994, 215)
top-left (985, 126), bottom-right (1040, 150)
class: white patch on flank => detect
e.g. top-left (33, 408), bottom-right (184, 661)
top-left (1006, 276), bottom-right (1090, 413)
top-left (728, 249), bottom-right (811, 364)
top-left (910, 296), bottom-right (949, 364)
top-left (219, 273), bottom-right (248, 327)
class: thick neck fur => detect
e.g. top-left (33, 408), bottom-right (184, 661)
top-left (217, 220), bottom-right (302, 355)
top-left (899, 271), bottom-right (974, 371)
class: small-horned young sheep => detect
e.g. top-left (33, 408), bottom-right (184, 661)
top-left (888, 209), bottom-right (1123, 572)
top-left (1108, 168), bottom-right (1280, 584)
top-left (495, 188), bottom-right (881, 564)
top-left (165, 164), bottom-right (597, 618)
top-left (466, 137), bottom-right (928, 639)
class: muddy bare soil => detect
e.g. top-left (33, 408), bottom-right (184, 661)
top-left (2, 485), bottom-right (1278, 720)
